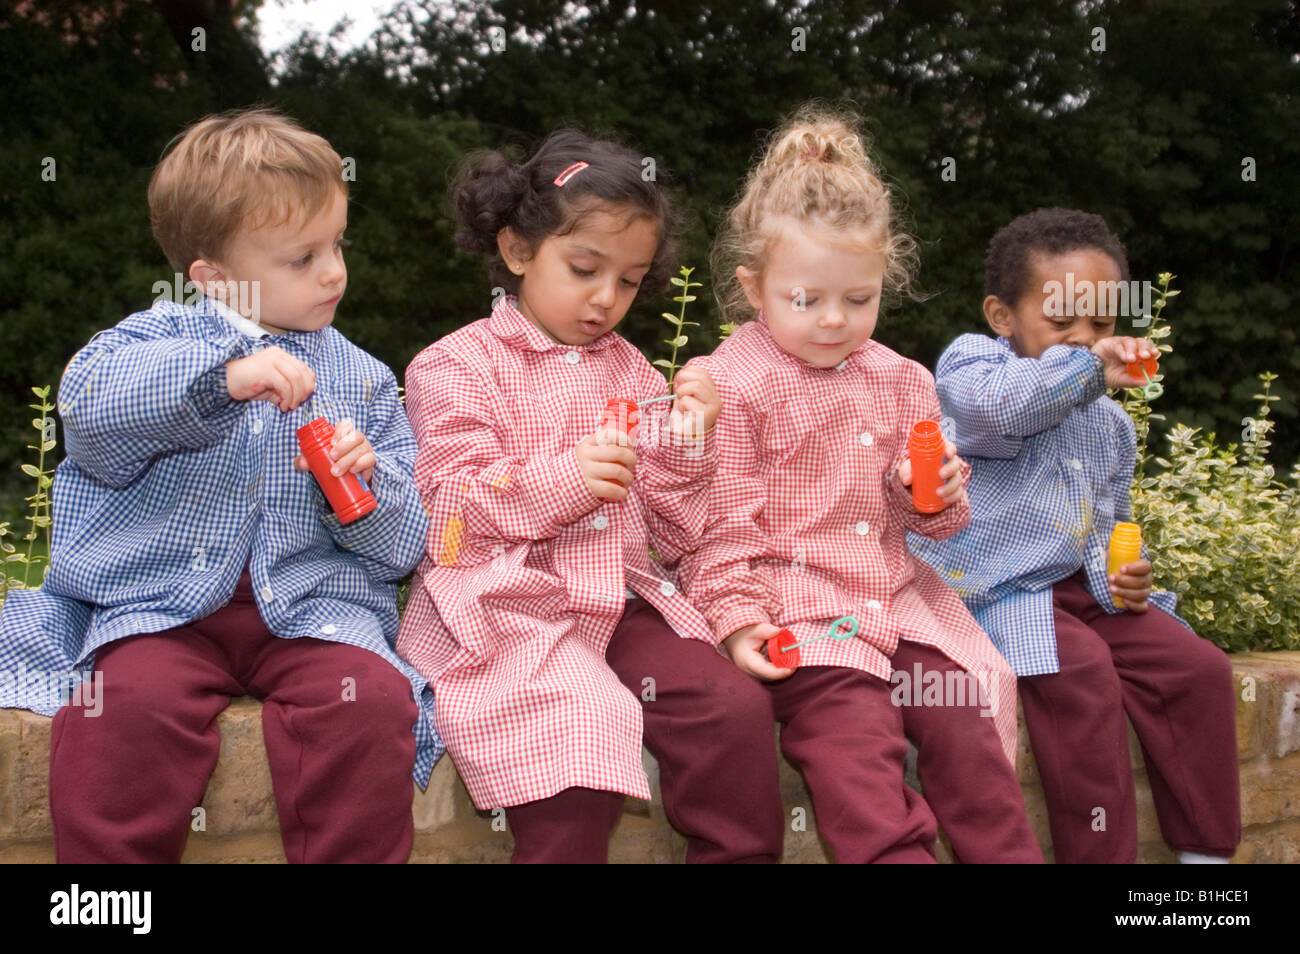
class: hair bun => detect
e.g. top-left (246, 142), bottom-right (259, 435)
top-left (452, 150), bottom-right (530, 255)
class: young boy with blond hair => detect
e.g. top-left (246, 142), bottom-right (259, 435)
top-left (0, 107), bottom-right (438, 863)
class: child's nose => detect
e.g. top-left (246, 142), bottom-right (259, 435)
top-left (321, 255), bottom-right (345, 286)
top-left (819, 307), bottom-right (847, 328)
top-left (590, 277), bottom-right (618, 309)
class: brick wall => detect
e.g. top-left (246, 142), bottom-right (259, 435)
top-left (2, 651), bottom-right (1297, 863)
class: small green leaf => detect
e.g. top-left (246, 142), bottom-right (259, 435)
top-left (652, 359), bottom-right (673, 368)
top-left (670, 336), bottom-right (689, 348)
top-left (21, 464), bottom-right (39, 478)
top-left (670, 277), bottom-right (686, 287)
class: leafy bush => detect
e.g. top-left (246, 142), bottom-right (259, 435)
top-left (1121, 275), bottom-right (1300, 652)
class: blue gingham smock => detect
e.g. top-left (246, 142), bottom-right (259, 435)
top-left (907, 333), bottom-right (1187, 677)
top-left (0, 297), bottom-right (443, 786)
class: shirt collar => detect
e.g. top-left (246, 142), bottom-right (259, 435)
top-left (198, 295), bottom-right (325, 361)
top-left (207, 296), bottom-right (268, 339)
top-left (486, 294), bottom-right (620, 354)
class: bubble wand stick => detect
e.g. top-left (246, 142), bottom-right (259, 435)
top-left (765, 615), bottom-right (859, 669)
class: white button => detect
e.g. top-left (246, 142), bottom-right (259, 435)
top-left (659, 581), bottom-right (676, 596)
top-left (260, 586), bottom-right (274, 602)
top-left (865, 599), bottom-right (883, 611)
top-left (320, 623), bottom-right (338, 635)
top-left (591, 515), bottom-right (609, 530)
top-left (835, 359), bottom-right (848, 371)
top-left (858, 431), bottom-right (873, 447)
top-left (251, 418), bottom-right (264, 434)
top-left (1070, 459), bottom-right (1083, 470)
top-left (854, 521), bottom-right (871, 535)
top-left (563, 351), bottom-right (581, 364)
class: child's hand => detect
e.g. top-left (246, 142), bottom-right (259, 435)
top-left (576, 431), bottom-right (637, 501)
top-left (294, 418), bottom-right (375, 484)
top-left (723, 622), bottom-right (797, 682)
top-left (897, 439), bottom-right (968, 506)
top-left (1109, 556), bottom-right (1153, 613)
top-left (226, 346), bottom-right (316, 412)
top-left (1091, 336), bottom-right (1159, 390)
top-left (667, 366), bottom-right (720, 437)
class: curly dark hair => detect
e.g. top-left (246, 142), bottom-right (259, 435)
top-left (985, 208), bottom-right (1130, 306)
top-left (450, 129), bottom-right (679, 298)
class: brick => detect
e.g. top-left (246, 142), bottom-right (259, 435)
top-left (0, 710), bottom-right (19, 837)
top-left (1233, 653), bottom-right (1300, 760)
top-left (182, 832), bottom-right (287, 864)
top-left (1135, 841), bottom-right (1177, 864)
top-left (1239, 752), bottom-right (1300, 827)
top-left (1233, 819), bottom-right (1300, 864)
top-left (15, 711), bottom-right (51, 836)
top-left (0, 838), bottom-right (55, 863)
top-left (199, 699), bottom-right (278, 836)
top-left (1134, 768), bottom-right (1162, 843)
top-left (412, 758), bottom-right (461, 832)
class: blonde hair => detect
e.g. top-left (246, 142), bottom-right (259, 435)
top-left (713, 104), bottom-right (919, 323)
top-left (148, 107), bottom-right (345, 272)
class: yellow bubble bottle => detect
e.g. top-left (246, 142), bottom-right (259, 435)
top-left (1107, 522), bottom-right (1143, 608)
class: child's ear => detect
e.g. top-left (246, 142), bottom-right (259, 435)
top-left (189, 259), bottom-right (229, 298)
top-left (496, 228), bottom-right (530, 275)
top-left (736, 266), bottom-right (763, 312)
top-left (982, 294), bottom-right (1015, 338)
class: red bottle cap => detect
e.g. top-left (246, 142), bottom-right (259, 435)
top-left (599, 398), bottom-right (639, 435)
top-left (765, 628), bottom-right (801, 669)
top-left (1125, 354), bottom-right (1159, 380)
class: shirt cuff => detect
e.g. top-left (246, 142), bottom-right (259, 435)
top-left (708, 601), bottom-right (773, 647)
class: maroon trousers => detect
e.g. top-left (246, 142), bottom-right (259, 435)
top-left (893, 641), bottom-right (1044, 863)
top-left (1019, 572), bottom-right (1241, 863)
top-left (49, 566), bottom-right (418, 863)
top-left (766, 641), bottom-right (1042, 864)
top-left (767, 664), bottom-right (937, 863)
top-left (507, 597), bottom-right (785, 863)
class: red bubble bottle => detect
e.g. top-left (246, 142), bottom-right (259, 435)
top-left (599, 398), bottom-right (639, 435)
top-left (908, 420), bottom-right (947, 513)
top-left (1107, 522), bottom-right (1142, 608)
top-left (297, 418), bottom-right (377, 524)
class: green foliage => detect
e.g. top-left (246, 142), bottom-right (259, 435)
top-left (1120, 278), bottom-right (1300, 652)
top-left (1, 388), bottom-right (57, 602)
top-left (651, 267), bottom-right (702, 383)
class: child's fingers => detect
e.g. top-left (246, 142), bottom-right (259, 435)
top-left (589, 479), bottom-right (629, 501)
top-left (1121, 596), bottom-right (1151, 614)
top-left (588, 459), bottom-right (635, 487)
top-left (742, 643), bottom-right (797, 682)
top-left (897, 458), bottom-right (912, 487)
top-left (331, 446), bottom-right (375, 477)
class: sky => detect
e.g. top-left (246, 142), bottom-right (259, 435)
top-left (254, 0), bottom-right (404, 56)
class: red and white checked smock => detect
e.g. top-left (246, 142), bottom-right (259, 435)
top-left (677, 318), bottom-right (1020, 764)
top-left (397, 296), bottom-right (719, 809)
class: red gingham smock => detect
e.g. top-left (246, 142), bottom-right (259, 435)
top-left (397, 296), bottom-right (719, 809)
top-left (677, 318), bottom-right (1020, 764)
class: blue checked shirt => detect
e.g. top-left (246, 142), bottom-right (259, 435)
top-left (0, 296), bottom-right (443, 786)
top-left (907, 333), bottom-right (1187, 676)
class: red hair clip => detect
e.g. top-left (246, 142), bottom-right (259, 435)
top-left (554, 161), bottom-right (590, 186)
